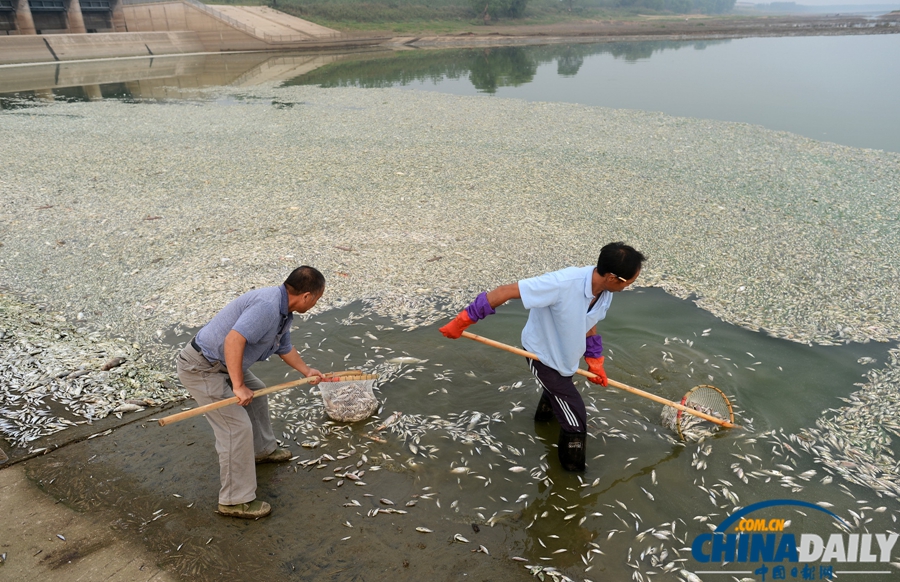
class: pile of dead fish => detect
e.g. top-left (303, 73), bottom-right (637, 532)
top-left (0, 293), bottom-right (182, 449)
top-left (794, 347), bottom-right (900, 500)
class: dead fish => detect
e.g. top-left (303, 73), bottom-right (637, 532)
top-left (509, 466), bottom-right (526, 473)
top-left (380, 498), bottom-right (395, 506)
top-left (387, 357), bottom-right (427, 365)
top-left (113, 403), bottom-right (143, 413)
top-left (101, 357), bottom-right (126, 371)
top-left (453, 534), bottom-right (470, 543)
top-left (416, 527), bottom-right (433, 533)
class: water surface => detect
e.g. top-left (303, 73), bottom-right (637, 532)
top-left (3, 35), bottom-right (899, 152)
top-left (288, 35), bottom-right (900, 152)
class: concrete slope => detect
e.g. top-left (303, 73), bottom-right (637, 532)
top-left (208, 6), bottom-right (339, 40)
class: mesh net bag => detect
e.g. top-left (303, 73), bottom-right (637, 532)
top-left (660, 384), bottom-right (734, 442)
top-left (318, 376), bottom-right (379, 423)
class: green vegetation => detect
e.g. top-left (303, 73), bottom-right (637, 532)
top-left (222, 0), bottom-right (738, 34)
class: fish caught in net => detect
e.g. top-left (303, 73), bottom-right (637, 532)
top-left (660, 384), bottom-right (734, 442)
top-left (319, 377), bottom-right (379, 423)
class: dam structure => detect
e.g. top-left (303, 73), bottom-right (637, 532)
top-left (0, 0), bottom-right (380, 64)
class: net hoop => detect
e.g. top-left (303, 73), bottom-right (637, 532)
top-left (673, 384), bottom-right (734, 441)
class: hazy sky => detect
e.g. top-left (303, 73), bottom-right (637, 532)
top-left (759, 0), bottom-right (900, 5)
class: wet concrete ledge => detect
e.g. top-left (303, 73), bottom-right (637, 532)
top-left (0, 463), bottom-right (176, 581)
top-left (0, 32), bottom-right (389, 66)
top-left (0, 31), bottom-right (206, 66)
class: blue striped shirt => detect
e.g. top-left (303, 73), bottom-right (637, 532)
top-left (195, 285), bottom-right (293, 371)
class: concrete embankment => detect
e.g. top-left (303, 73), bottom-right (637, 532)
top-left (0, 31), bottom-right (205, 65)
top-left (0, 0), bottom-right (382, 66)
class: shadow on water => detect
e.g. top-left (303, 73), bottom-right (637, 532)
top-left (23, 288), bottom-right (894, 580)
top-left (282, 41), bottom-right (728, 94)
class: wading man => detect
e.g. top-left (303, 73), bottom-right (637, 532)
top-left (176, 266), bottom-right (326, 518)
top-left (440, 242), bottom-right (645, 472)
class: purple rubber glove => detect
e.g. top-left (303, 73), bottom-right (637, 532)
top-left (584, 335), bottom-right (603, 359)
top-left (464, 292), bottom-right (496, 322)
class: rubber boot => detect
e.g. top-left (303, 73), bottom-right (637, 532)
top-left (534, 391), bottom-right (554, 422)
top-left (558, 430), bottom-right (587, 472)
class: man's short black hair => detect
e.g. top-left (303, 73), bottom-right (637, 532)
top-left (284, 266), bottom-right (325, 295)
top-left (597, 242), bottom-right (646, 280)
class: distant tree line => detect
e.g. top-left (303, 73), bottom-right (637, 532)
top-left (276, 0), bottom-right (738, 25)
top-left (612, 0), bottom-right (736, 13)
top-left (473, 0), bottom-right (736, 18)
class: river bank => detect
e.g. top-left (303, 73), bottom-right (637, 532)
top-left (379, 12), bottom-right (900, 48)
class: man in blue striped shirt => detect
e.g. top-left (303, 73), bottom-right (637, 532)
top-left (440, 242), bottom-right (646, 472)
top-left (177, 266), bottom-right (325, 518)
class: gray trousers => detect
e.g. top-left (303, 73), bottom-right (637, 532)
top-left (176, 343), bottom-right (277, 505)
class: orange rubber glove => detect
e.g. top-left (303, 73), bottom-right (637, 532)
top-left (439, 310), bottom-right (475, 339)
top-left (585, 356), bottom-right (608, 386)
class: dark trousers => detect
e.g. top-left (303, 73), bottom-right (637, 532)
top-left (527, 358), bottom-right (586, 433)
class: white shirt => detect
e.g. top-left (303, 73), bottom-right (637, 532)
top-left (519, 266), bottom-right (612, 376)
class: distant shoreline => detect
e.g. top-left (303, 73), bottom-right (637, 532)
top-left (371, 12), bottom-right (899, 48)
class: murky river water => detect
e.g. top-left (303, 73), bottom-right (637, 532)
top-left (25, 289), bottom-right (896, 580)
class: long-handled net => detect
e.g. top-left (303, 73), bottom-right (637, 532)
top-left (158, 370), bottom-right (375, 427)
top-left (660, 384), bottom-right (735, 441)
top-left (458, 331), bottom-right (740, 440)
top-left (318, 374), bottom-right (380, 423)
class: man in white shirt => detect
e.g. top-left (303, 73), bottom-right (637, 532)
top-left (440, 242), bottom-right (646, 472)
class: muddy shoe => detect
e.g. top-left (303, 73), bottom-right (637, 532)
top-left (217, 499), bottom-right (271, 519)
top-left (255, 447), bottom-right (292, 464)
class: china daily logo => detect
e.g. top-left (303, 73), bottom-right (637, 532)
top-left (690, 500), bottom-right (898, 580)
